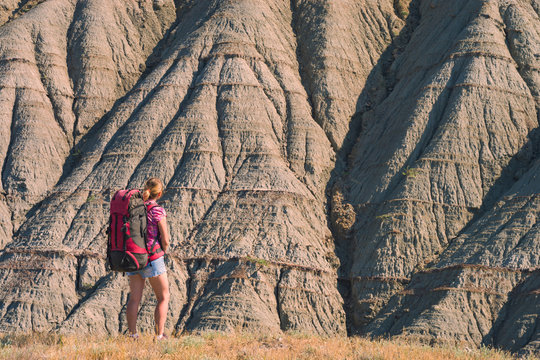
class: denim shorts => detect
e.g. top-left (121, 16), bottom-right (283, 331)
top-left (126, 256), bottom-right (166, 278)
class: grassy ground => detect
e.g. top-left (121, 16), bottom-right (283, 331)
top-left (0, 331), bottom-right (534, 360)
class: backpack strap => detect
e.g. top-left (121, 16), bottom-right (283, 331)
top-left (145, 202), bottom-right (161, 255)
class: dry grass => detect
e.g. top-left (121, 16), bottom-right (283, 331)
top-left (0, 331), bottom-right (532, 360)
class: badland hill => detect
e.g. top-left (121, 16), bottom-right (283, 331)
top-left (0, 0), bottom-right (538, 355)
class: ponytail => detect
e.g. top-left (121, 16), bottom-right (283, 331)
top-left (143, 189), bottom-right (151, 200)
top-left (143, 177), bottom-right (163, 200)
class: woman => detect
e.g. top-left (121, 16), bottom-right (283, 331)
top-left (126, 177), bottom-right (170, 339)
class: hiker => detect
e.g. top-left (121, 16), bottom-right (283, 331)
top-left (126, 177), bottom-right (170, 340)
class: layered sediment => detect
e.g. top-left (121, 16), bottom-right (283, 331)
top-left (0, 0), bottom-right (538, 353)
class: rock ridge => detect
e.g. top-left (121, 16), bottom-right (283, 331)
top-left (0, 0), bottom-right (538, 354)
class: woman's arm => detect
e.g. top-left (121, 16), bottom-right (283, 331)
top-left (157, 217), bottom-right (170, 253)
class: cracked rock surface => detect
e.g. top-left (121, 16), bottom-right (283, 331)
top-left (0, 0), bottom-right (538, 353)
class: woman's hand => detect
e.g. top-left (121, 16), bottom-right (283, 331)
top-left (157, 218), bottom-right (170, 253)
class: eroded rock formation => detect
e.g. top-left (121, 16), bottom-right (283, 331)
top-left (0, 0), bottom-right (538, 354)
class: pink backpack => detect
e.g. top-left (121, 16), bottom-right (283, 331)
top-left (106, 189), bottom-right (158, 272)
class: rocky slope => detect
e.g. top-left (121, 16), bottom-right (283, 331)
top-left (0, 0), bottom-right (538, 354)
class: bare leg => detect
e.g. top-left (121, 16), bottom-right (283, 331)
top-left (148, 272), bottom-right (170, 336)
top-left (127, 274), bottom-right (145, 335)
